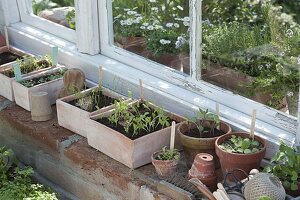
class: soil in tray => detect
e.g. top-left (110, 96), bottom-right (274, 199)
top-left (69, 89), bottom-right (116, 112)
top-left (96, 103), bottom-right (175, 140)
top-left (0, 59), bottom-right (51, 78)
top-left (184, 127), bottom-right (225, 138)
top-left (0, 52), bottom-right (22, 65)
top-left (19, 70), bottom-right (65, 88)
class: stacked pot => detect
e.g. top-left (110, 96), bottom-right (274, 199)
top-left (188, 153), bottom-right (217, 191)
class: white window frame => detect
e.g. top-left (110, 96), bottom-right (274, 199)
top-left (99, 0), bottom-right (299, 139)
top-left (16, 0), bottom-right (76, 43)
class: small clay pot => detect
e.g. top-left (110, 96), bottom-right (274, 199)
top-left (188, 153), bottom-right (217, 191)
top-left (151, 151), bottom-right (180, 179)
top-left (215, 132), bottom-right (266, 181)
top-left (178, 121), bottom-right (232, 168)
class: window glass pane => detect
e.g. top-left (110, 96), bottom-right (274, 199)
top-left (112, 0), bottom-right (190, 74)
top-left (32, 0), bottom-right (75, 30)
top-left (202, 0), bottom-right (299, 117)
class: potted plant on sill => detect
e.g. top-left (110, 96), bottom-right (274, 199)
top-left (151, 146), bottom-right (180, 179)
top-left (215, 110), bottom-right (266, 180)
top-left (0, 55), bottom-right (53, 101)
top-left (264, 141), bottom-right (300, 197)
top-left (86, 98), bottom-right (185, 169)
top-left (12, 66), bottom-right (67, 111)
top-left (215, 133), bottom-right (266, 180)
top-left (178, 108), bottom-right (232, 168)
top-left (56, 85), bottom-right (131, 138)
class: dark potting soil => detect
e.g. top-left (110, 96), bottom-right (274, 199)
top-left (0, 60), bottom-right (51, 78)
top-left (0, 52), bottom-right (22, 65)
top-left (96, 104), bottom-right (174, 140)
top-left (19, 71), bottom-right (65, 88)
top-left (97, 118), bottom-right (170, 140)
top-left (184, 127), bottom-right (225, 138)
top-left (69, 90), bottom-right (115, 112)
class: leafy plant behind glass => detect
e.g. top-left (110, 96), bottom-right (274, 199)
top-left (264, 141), bottom-right (300, 191)
top-left (188, 108), bottom-right (220, 138)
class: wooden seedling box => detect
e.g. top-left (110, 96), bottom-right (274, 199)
top-left (56, 86), bottom-right (131, 137)
top-left (86, 100), bottom-right (185, 169)
top-left (0, 46), bottom-right (33, 101)
top-left (12, 66), bottom-right (66, 111)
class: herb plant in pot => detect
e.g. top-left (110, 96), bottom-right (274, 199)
top-left (178, 108), bottom-right (232, 168)
top-left (151, 146), bottom-right (180, 179)
top-left (264, 141), bottom-right (300, 197)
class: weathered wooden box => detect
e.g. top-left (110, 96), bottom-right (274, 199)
top-left (86, 100), bottom-right (185, 169)
top-left (12, 66), bottom-right (65, 111)
top-left (0, 46), bottom-right (30, 101)
top-left (56, 86), bottom-right (130, 137)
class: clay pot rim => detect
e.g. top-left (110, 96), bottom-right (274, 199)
top-left (178, 120), bottom-right (232, 141)
top-left (151, 151), bottom-right (180, 163)
top-left (215, 132), bottom-right (266, 156)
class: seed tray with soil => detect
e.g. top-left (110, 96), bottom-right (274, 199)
top-left (56, 86), bottom-right (130, 137)
top-left (0, 55), bottom-right (53, 101)
top-left (12, 67), bottom-right (67, 111)
top-left (86, 100), bottom-right (185, 168)
top-left (1, 59), bottom-right (51, 78)
top-left (96, 102), bottom-right (174, 140)
top-left (19, 70), bottom-right (65, 88)
top-left (0, 46), bottom-right (27, 67)
top-left (0, 52), bottom-right (22, 66)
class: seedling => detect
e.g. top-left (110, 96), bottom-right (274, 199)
top-left (188, 108), bottom-right (221, 137)
top-left (156, 146), bottom-right (180, 161)
top-left (219, 135), bottom-right (262, 154)
top-left (107, 99), bottom-right (171, 137)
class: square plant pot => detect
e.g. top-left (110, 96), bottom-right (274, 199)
top-left (86, 100), bottom-right (185, 169)
top-left (56, 86), bottom-right (131, 137)
top-left (0, 57), bottom-right (55, 101)
top-left (0, 46), bottom-right (31, 101)
top-left (12, 66), bottom-right (66, 111)
top-left (0, 46), bottom-right (29, 68)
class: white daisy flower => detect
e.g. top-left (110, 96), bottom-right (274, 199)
top-left (160, 39), bottom-right (171, 45)
top-left (166, 23), bottom-right (173, 28)
top-left (147, 25), bottom-right (154, 30)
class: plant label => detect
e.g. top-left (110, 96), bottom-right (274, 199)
top-left (51, 46), bottom-right (59, 66)
top-left (12, 63), bottom-right (22, 81)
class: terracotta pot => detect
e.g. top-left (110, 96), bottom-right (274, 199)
top-left (188, 153), bottom-right (217, 191)
top-left (156, 54), bottom-right (181, 71)
top-left (151, 151), bottom-right (180, 179)
top-left (215, 132), bottom-right (266, 181)
top-left (178, 121), bottom-right (232, 168)
top-left (201, 60), bottom-right (278, 105)
top-left (116, 37), bottom-right (146, 56)
top-left (285, 182), bottom-right (300, 197)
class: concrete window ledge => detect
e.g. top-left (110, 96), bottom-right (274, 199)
top-left (0, 97), bottom-right (194, 200)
